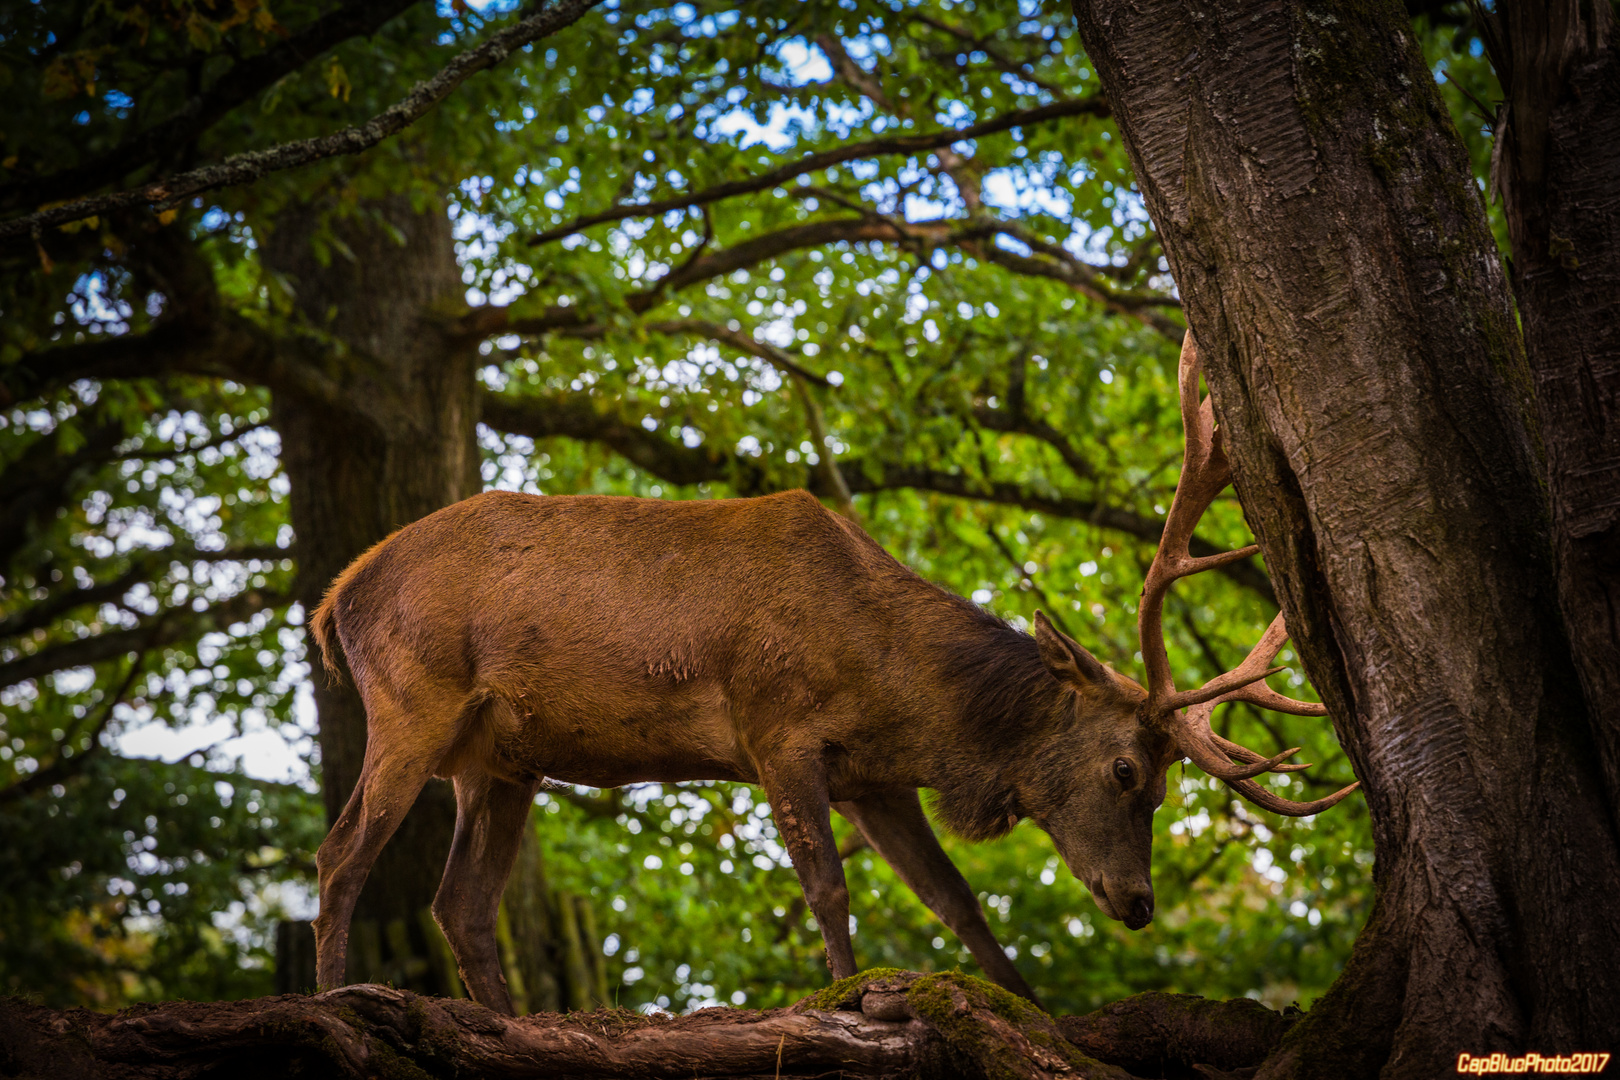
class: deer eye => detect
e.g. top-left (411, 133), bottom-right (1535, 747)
top-left (1113, 758), bottom-right (1136, 786)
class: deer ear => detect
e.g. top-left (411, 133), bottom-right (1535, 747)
top-left (1033, 610), bottom-right (1115, 691)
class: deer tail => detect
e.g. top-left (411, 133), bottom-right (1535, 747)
top-left (309, 534), bottom-right (398, 687)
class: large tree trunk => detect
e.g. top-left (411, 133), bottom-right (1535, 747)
top-left (262, 195), bottom-right (482, 994)
top-left (1495, 0), bottom-right (1620, 835)
top-left (1065, 2), bottom-right (1620, 1076)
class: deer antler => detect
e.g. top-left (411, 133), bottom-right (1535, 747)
top-left (1138, 335), bottom-right (1360, 817)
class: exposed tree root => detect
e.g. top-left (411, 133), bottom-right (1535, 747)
top-left (1057, 993), bottom-right (1301, 1079)
top-left (0, 970), bottom-right (1299, 1080)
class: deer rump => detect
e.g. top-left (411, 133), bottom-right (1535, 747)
top-left (308, 488), bottom-right (1054, 1010)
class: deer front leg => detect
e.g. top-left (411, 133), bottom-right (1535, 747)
top-left (835, 788), bottom-right (1042, 1006)
top-left (757, 755), bottom-right (855, 979)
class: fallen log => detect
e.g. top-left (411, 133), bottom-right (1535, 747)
top-left (0, 969), bottom-right (1300, 1080)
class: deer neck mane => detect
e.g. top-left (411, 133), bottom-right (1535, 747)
top-left (910, 592), bottom-right (1070, 842)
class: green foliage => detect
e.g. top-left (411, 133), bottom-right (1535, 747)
top-left (1410, 2), bottom-right (1507, 250)
top-left (0, 377), bottom-right (321, 1004)
top-left (0, 752), bottom-right (322, 1006)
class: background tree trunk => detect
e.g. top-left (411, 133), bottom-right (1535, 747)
top-left (262, 195), bottom-right (482, 994)
top-left (1065, 1), bottom-right (1620, 1076)
top-left (1495, 0), bottom-right (1620, 835)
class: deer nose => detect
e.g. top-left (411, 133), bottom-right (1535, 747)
top-left (1124, 894), bottom-right (1154, 930)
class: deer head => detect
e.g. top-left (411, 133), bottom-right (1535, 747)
top-left (1021, 333), bottom-right (1359, 931)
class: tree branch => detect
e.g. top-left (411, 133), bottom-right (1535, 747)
top-left (646, 320), bottom-right (831, 387)
top-left (982, 524), bottom-right (1080, 640)
top-left (791, 374), bottom-right (858, 521)
top-left (0, 649), bottom-right (147, 804)
top-left (0, 587), bottom-right (284, 690)
top-left (524, 97), bottom-right (1111, 248)
top-left (972, 405), bottom-right (1097, 482)
top-left (840, 462), bottom-right (1273, 600)
top-left (904, 13), bottom-right (1072, 97)
top-left (2, 313), bottom-right (347, 409)
top-left (0, 545), bottom-right (290, 641)
top-left (0, 0), bottom-right (607, 242)
top-left (0, 0), bottom-right (420, 213)
top-left (479, 391), bottom-right (770, 493)
top-left (0, 972), bottom-right (1302, 1078)
top-left (1056, 992), bottom-right (1299, 1077)
top-left (0, 974), bottom-right (1140, 1079)
top-left (466, 217), bottom-right (974, 339)
top-left (966, 228), bottom-right (1184, 341)
top-left (477, 389), bottom-right (1275, 601)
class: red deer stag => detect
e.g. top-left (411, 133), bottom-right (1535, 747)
top-left (309, 333), bottom-right (1358, 1013)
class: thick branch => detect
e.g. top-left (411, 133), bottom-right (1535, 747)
top-left (0, 0), bottom-right (419, 213)
top-left (550, 317), bottom-right (833, 385)
top-left (524, 97), bottom-right (1110, 247)
top-left (0, 587), bottom-right (283, 690)
top-left (0, 0), bottom-right (606, 241)
top-left (0, 545), bottom-right (290, 641)
top-left (478, 212), bottom-right (1167, 344)
top-left (0, 973), bottom-right (1151, 1080)
top-left (0, 653), bottom-right (146, 804)
top-left (0, 973), bottom-right (1305, 1079)
top-left (468, 217), bottom-right (969, 338)
top-left (973, 405), bottom-right (1097, 481)
top-left (480, 392), bottom-right (769, 492)
top-left (3, 314), bottom-right (345, 407)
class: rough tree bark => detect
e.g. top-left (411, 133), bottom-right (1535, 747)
top-left (262, 195), bottom-right (482, 994)
top-left (1065, 1), bottom-right (1620, 1076)
top-left (0, 971), bottom-right (1301, 1080)
top-left (1494, 0), bottom-right (1620, 835)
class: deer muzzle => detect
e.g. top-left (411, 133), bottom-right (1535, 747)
top-left (1092, 877), bottom-right (1155, 930)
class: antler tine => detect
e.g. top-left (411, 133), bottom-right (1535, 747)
top-left (1175, 701), bottom-right (1306, 782)
top-left (1222, 775), bottom-right (1362, 817)
top-left (1204, 614), bottom-right (1329, 716)
top-left (1140, 334), bottom-right (1253, 713)
top-left (1212, 732), bottom-right (1311, 772)
top-left (1171, 617), bottom-right (1348, 799)
top-left (1139, 334), bottom-right (1359, 817)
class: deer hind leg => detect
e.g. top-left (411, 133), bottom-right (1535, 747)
top-left (430, 768), bottom-right (539, 1014)
top-left (758, 755), bottom-right (855, 979)
top-left (835, 788), bottom-right (1042, 1007)
top-left (312, 688), bottom-right (461, 992)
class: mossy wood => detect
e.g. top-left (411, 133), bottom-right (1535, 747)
top-left (0, 971), bottom-right (1298, 1080)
